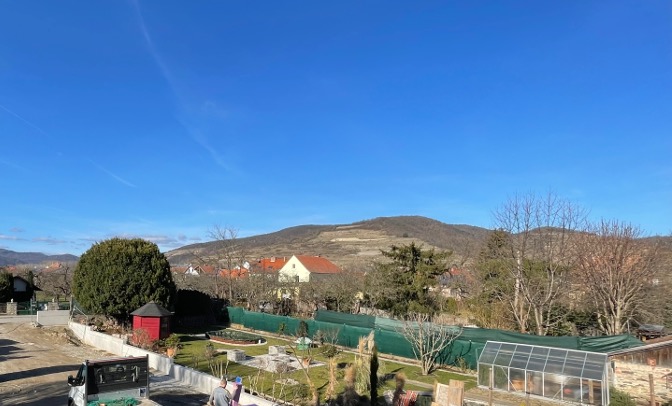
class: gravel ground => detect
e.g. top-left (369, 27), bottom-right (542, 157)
top-left (0, 322), bottom-right (207, 406)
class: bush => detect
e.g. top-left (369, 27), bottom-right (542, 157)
top-left (164, 333), bottom-right (181, 349)
top-left (610, 387), bottom-right (636, 406)
top-left (130, 328), bottom-right (156, 351)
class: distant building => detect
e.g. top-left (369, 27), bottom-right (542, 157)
top-left (12, 275), bottom-right (40, 302)
top-left (278, 255), bottom-right (342, 283)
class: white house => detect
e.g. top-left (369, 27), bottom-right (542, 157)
top-left (277, 255), bottom-right (342, 283)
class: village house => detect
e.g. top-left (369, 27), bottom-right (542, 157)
top-left (277, 255), bottom-right (342, 283)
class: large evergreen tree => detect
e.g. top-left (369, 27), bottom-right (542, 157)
top-left (73, 238), bottom-right (176, 322)
top-left (367, 242), bottom-right (450, 317)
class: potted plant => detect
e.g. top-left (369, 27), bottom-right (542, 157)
top-left (164, 333), bottom-right (180, 358)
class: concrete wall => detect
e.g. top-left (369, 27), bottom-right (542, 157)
top-left (36, 310), bottom-right (70, 326)
top-left (68, 322), bottom-right (275, 406)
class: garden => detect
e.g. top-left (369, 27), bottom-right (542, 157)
top-left (163, 323), bottom-right (476, 405)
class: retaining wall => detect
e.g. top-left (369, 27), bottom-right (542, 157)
top-left (613, 360), bottom-right (671, 404)
top-left (36, 310), bottom-right (70, 326)
top-left (68, 322), bottom-right (275, 406)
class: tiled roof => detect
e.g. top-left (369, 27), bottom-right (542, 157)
top-left (295, 255), bottom-right (342, 274)
top-left (173, 265), bottom-right (219, 275)
top-left (254, 257), bottom-right (288, 273)
top-left (131, 301), bottom-right (172, 317)
top-left (220, 268), bottom-right (249, 278)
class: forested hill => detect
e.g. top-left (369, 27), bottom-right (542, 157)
top-left (165, 216), bottom-right (492, 270)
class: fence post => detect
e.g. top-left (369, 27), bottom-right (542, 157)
top-left (488, 367), bottom-right (493, 406)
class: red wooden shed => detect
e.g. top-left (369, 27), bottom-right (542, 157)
top-left (130, 301), bottom-right (172, 340)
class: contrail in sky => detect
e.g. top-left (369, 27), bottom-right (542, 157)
top-left (0, 103), bottom-right (50, 137)
top-left (130, 0), bottom-right (235, 173)
top-left (90, 160), bottom-right (137, 188)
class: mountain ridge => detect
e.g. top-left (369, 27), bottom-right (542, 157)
top-left (165, 215), bottom-right (493, 269)
top-left (5, 216), bottom-right (668, 270)
top-left (0, 249), bottom-right (79, 267)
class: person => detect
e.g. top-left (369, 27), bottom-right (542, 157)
top-left (207, 378), bottom-right (232, 406)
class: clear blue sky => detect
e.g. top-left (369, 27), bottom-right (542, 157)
top-left (1, 1), bottom-right (670, 255)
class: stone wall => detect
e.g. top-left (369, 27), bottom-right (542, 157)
top-left (613, 360), bottom-right (671, 404)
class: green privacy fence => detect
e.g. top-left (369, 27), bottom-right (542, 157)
top-left (226, 307), bottom-right (643, 370)
top-left (14, 300), bottom-right (71, 315)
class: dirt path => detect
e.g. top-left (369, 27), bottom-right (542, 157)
top-left (0, 322), bottom-right (208, 405)
top-left (0, 322), bottom-right (111, 405)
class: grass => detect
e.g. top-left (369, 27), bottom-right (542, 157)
top-left (171, 326), bottom-right (476, 404)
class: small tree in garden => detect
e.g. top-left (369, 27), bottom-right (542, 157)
top-left (352, 331), bottom-right (384, 398)
top-left (204, 342), bottom-right (227, 378)
top-left (399, 312), bottom-right (462, 375)
top-left (370, 345), bottom-right (379, 405)
top-left (297, 319), bottom-right (309, 338)
top-left (284, 331), bottom-right (319, 405)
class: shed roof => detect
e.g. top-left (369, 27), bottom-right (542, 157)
top-left (609, 335), bottom-right (672, 356)
top-left (130, 301), bottom-right (172, 317)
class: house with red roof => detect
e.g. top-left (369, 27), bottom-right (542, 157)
top-left (278, 255), bottom-right (342, 283)
top-left (252, 256), bottom-right (288, 275)
top-left (174, 264), bottom-right (219, 276)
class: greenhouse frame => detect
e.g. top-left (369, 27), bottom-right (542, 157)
top-left (477, 341), bottom-right (609, 405)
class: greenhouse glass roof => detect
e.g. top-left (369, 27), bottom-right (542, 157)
top-left (478, 341), bottom-right (607, 380)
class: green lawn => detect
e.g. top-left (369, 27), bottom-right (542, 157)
top-left (171, 327), bottom-right (476, 405)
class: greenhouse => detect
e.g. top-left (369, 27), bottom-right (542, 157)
top-left (477, 341), bottom-right (609, 405)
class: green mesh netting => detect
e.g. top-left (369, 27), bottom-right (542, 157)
top-left (227, 307), bottom-right (642, 369)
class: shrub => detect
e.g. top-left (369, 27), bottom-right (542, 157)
top-left (610, 387), bottom-right (636, 406)
top-left (130, 328), bottom-right (155, 350)
top-left (164, 333), bottom-right (181, 349)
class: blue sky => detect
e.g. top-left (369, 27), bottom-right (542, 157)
top-left (1, 1), bottom-right (670, 255)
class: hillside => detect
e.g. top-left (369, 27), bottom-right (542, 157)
top-left (165, 216), bottom-right (492, 269)
top-left (0, 249), bottom-right (79, 267)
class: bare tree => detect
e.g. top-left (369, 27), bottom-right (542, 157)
top-left (321, 269), bottom-right (365, 313)
top-left (237, 267), bottom-right (280, 311)
top-left (186, 226), bottom-right (249, 301)
top-left (34, 264), bottom-right (74, 302)
top-left (574, 220), bottom-right (660, 335)
top-left (399, 312), bottom-right (462, 375)
top-left (492, 192), bottom-right (588, 334)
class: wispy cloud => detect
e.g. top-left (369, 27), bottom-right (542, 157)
top-left (9, 227), bottom-right (24, 233)
top-left (103, 232), bottom-right (201, 250)
top-left (0, 234), bottom-right (21, 241)
top-left (0, 104), bottom-right (50, 138)
top-left (130, 1), bottom-right (236, 173)
top-left (32, 236), bottom-right (67, 245)
top-left (90, 160), bottom-right (137, 188)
